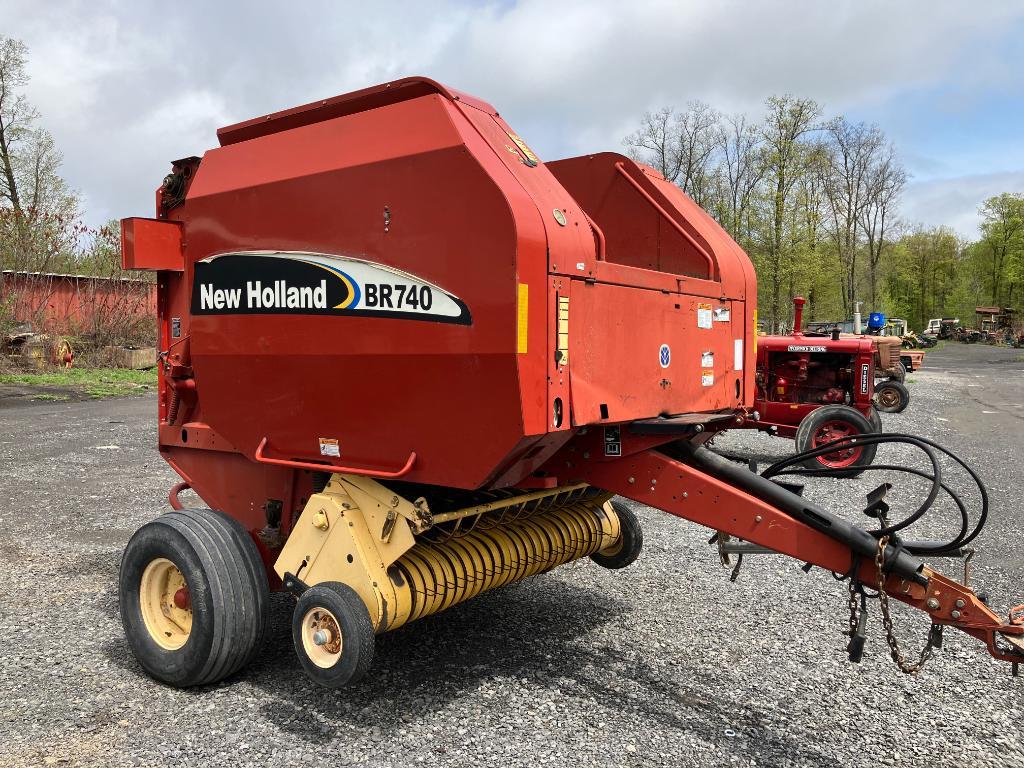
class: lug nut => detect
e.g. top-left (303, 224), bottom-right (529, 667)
top-left (951, 610), bottom-right (962, 620)
top-left (954, 598), bottom-right (965, 609)
top-left (926, 598), bottom-right (940, 610)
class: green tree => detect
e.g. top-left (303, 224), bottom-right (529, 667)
top-left (757, 96), bottom-right (821, 330)
top-left (977, 193), bottom-right (1024, 306)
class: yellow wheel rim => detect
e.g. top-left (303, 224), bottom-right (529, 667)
top-left (301, 606), bottom-right (343, 669)
top-left (139, 557), bottom-right (193, 650)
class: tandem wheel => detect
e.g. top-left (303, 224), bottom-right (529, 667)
top-left (591, 500), bottom-right (643, 570)
top-left (119, 508), bottom-right (269, 687)
top-left (291, 582), bottom-right (376, 688)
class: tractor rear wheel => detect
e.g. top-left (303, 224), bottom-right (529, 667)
top-left (794, 405), bottom-right (877, 477)
top-left (875, 380), bottom-right (910, 413)
top-left (119, 508), bottom-right (269, 687)
top-left (292, 582), bottom-right (375, 688)
top-left (590, 500), bottom-right (643, 570)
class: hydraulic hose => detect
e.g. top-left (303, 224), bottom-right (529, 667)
top-left (760, 432), bottom-right (989, 557)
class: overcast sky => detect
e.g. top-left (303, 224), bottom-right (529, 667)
top-left (5, 0), bottom-right (1023, 238)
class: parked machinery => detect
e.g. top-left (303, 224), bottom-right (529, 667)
top-left (747, 297), bottom-right (884, 473)
top-left (118, 78), bottom-right (1022, 689)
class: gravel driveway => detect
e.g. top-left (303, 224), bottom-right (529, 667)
top-left (1, 343), bottom-right (1022, 767)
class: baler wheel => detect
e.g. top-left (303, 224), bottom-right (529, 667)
top-left (794, 405), bottom-right (877, 478)
top-left (119, 508), bottom-right (269, 687)
top-left (292, 582), bottom-right (375, 688)
top-left (590, 501), bottom-right (643, 570)
top-left (875, 380), bottom-right (910, 414)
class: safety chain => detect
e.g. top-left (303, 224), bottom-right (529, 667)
top-left (875, 535), bottom-right (934, 674)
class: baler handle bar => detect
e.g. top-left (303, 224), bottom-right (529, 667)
top-left (254, 437), bottom-right (417, 479)
top-left (613, 161), bottom-right (715, 279)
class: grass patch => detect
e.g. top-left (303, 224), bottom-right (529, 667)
top-left (0, 367), bottom-right (158, 399)
top-left (906, 377), bottom-right (917, 384)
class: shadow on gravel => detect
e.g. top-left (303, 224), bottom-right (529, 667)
top-left (97, 574), bottom-right (826, 765)
top-left (241, 580), bottom-right (825, 765)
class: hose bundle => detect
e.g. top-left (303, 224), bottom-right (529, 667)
top-left (759, 433), bottom-right (989, 556)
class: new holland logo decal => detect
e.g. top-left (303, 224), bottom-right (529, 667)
top-left (191, 251), bottom-right (471, 325)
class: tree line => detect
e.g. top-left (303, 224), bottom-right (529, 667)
top-left (625, 99), bottom-right (1023, 332)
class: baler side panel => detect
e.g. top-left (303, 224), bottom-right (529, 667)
top-left (568, 282), bottom-right (742, 424)
top-left (548, 153), bottom-right (757, 406)
top-left (170, 95), bottom-right (535, 492)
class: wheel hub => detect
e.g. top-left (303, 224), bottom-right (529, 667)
top-left (879, 389), bottom-right (900, 408)
top-left (812, 420), bottom-right (863, 468)
top-left (139, 557), bottom-right (193, 650)
top-left (302, 608), bottom-right (343, 667)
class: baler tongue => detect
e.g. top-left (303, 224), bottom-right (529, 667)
top-left (556, 428), bottom-right (1024, 675)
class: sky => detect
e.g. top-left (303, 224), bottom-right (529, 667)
top-left (4, 0), bottom-right (1023, 239)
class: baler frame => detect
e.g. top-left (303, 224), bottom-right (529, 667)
top-left (116, 76), bottom-right (1023, 690)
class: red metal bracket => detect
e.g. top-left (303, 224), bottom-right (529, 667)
top-left (168, 482), bottom-right (191, 510)
top-left (254, 437), bottom-right (417, 479)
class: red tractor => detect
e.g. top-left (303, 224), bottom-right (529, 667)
top-left (747, 297), bottom-right (881, 474)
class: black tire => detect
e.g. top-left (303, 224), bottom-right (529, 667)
top-left (875, 380), bottom-right (910, 413)
top-left (794, 404), bottom-right (878, 478)
top-left (119, 508), bottom-right (270, 687)
top-left (867, 404), bottom-right (883, 433)
top-left (292, 582), bottom-right (375, 688)
top-left (888, 362), bottom-right (906, 383)
top-left (591, 500), bottom-right (643, 569)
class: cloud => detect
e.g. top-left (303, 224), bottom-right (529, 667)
top-left (901, 170), bottom-right (1024, 239)
top-left (2, 0), bottom-right (1023, 233)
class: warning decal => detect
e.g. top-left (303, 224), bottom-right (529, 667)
top-left (697, 303), bottom-right (713, 329)
top-left (603, 426), bottom-right (622, 456)
top-left (318, 438), bottom-right (340, 457)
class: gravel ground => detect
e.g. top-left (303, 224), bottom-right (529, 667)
top-left (1, 342), bottom-right (1022, 767)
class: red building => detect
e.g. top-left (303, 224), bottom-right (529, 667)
top-left (1, 270), bottom-right (157, 334)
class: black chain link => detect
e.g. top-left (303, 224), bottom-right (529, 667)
top-left (875, 535), bottom-right (934, 674)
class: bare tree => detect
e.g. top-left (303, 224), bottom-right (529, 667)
top-left (0, 36), bottom-right (79, 272)
top-left (718, 113), bottom-right (763, 241)
top-left (859, 142), bottom-right (907, 307)
top-left (821, 118), bottom-right (883, 315)
top-left (0, 37), bottom-right (33, 215)
top-left (624, 101), bottom-right (722, 205)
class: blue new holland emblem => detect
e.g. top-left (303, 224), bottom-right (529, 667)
top-left (659, 343), bottom-right (671, 368)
